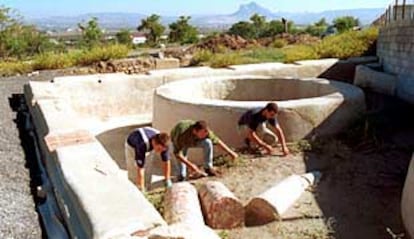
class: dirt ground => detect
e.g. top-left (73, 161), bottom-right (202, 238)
top-left (148, 99), bottom-right (414, 239)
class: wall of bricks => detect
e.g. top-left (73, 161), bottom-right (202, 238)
top-left (377, 19), bottom-right (414, 103)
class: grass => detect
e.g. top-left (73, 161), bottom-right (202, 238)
top-left (145, 188), bottom-right (166, 216)
top-left (0, 61), bottom-right (33, 77)
top-left (1, 44), bottom-right (130, 76)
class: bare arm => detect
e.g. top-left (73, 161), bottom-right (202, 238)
top-left (136, 168), bottom-right (145, 191)
top-left (174, 153), bottom-right (204, 174)
top-left (270, 124), bottom-right (289, 155)
top-left (216, 139), bottom-right (238, 160)
top-left (248, 129), bottom-right (274, 154)
top-left (163, 160), bottom-right (171, 180)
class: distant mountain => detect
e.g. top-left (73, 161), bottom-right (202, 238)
top-left (231, 2), bottom-right (278, 19)
top-left (27, 2), bottom-right (384, 31)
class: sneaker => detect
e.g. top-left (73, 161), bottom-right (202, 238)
top-left (204, 167), bottom-right (222, 177)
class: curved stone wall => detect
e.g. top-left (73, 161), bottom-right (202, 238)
top-left (153, 76), bottom-right (366, 147)
top-left (402, 153), bottom-right (414, 239)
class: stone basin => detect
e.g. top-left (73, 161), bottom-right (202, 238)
top-left (153, 75), bottom-right (366, 147)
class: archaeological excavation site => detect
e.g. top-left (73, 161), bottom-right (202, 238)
top-left (20, 5), bottom-right (414, 239)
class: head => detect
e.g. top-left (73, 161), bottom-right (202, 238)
top-left (192, 120), bottom-right (209, 139)
top-left (151, 133), bottom-right (169, 153)
top-left (262, 102), bottom-right (278, 119)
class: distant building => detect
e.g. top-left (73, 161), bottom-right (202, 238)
top-left (131, 32), bottom-right (147, 44)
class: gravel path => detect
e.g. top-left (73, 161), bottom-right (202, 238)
top-left (0, 77), bottom-right (44, 239)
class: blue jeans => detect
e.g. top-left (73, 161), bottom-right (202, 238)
top-left (178, 138), bottom-right (213, 178)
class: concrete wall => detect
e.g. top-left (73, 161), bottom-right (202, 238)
top-left (25, 59), bottom-right (359, 238)
top-left (377, 19), bottom-right (414, 103)
top-left (402, 153), bottom-right (414, 239)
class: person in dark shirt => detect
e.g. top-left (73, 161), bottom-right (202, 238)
top-left (125, 127), bottom-right (171, 191)
top-left (171, 120), bottom-right (238, 181)
top-left (238, 102), bottom-right (289, 156)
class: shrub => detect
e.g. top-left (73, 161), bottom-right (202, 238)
top-left (209, 52), bottom-right (247, 68)
top-left (241, 47), bottom-right (285, 62)
top-left (32, 52), bottom-right (75, 70)
top-left (0, 61), bottom-right (33, 77)
top-left (271, 39), bottom-right (288, 48)
top-left (74, 44), bottom-right (129, 66)
top-left (282, 45), bottom-right (320, 63)
top-left (316, 27), bottom-right (378, 59)
top-left (191, 49), bottom-right (213, 66)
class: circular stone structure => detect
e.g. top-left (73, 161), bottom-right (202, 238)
top-left (153, 75), bottom-right (365, 148)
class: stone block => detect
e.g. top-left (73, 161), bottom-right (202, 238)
top-left (155, 58), bottom-right (180, 70)
top-left (354, 65), bottom-right (397, 96)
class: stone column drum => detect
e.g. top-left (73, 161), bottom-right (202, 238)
top-left (245, 171), bottom-right (321, 226)
top-left (199, 181), bottom-right (245, 229)
top-left (163, 182), bottom-right (205, 225)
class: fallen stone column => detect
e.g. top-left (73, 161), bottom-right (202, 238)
top-left (163, 182), bottom-right (205, 225)
top-left (199, 181), bottom-right (244, 229)
top-left (245, 171), bottom-right (321, 226)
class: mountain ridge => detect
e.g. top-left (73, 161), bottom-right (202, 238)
top-left (27, 2), bottom-right (384, 31)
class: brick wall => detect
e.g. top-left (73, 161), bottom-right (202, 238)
top-left (377, 18), bottom-right (414, 103)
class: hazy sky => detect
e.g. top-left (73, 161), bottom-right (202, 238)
top-left (0, 0), bottom-right (391, 18)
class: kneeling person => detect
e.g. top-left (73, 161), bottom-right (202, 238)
top-left (171, 120), bottom-right (238, 181)
top-left (238, 102), bottom-right (289, 156)
top-left (125, 127), bottom-right (171, 191)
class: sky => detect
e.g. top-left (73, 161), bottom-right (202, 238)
top-left (0, 0), bottom-right (391, 18)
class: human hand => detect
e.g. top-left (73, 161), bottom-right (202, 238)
top-left (165, 179), bottom-right (172, 188)
top-left (264, 145), bottom-right (275, 155)
top-left (229, 151), bottom-right (239, 160)
top-left (282, 147), bottom-right (290, 156)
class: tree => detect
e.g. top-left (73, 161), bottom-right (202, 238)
top-left (168, 16), bottom-right (198, 44)
top-left (333, 16), bottom-right (359, 33)
top-left (0, 6), bottom-right (51, 58)
top-left (261, 20), bottom-right (284, 37)
top-left (78, 17), bottom-right (103, 48)
top-left (315, 18), bottom-right (328, 27)
top-left (305, 18), bottom-right (329, 37)
top-left (137, 14), bottom-right (165, 45)
top-left (250, 14), bottom-right (267, 38)
top-left (228, 21), bottom-right (256, 39)
top-left (116, 29), bottom-right (131, 45)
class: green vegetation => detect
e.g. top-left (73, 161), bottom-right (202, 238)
top-left (74, 44), bottom-right (129, 66)
top-left (78, 17), bottom-right (103, 48)
top-left (0, 61), bottom-right (32, 76)
top-left (137, 14), bottom-right (165, 45)
top-left (316, 27), bottom-right (378, 59)
top-left (116, 29), bottom-right (132, 46)
top-left (282, 45), bottom-right (319, 63)
top-left (228, 14), bottom-right (295, 39)
top-left (169, 16), bottom-right (199, 44)
top-left (333, 16), bottom-right (360, 33)
top-left (194, 27), bottom-right (378, 67)
top-left (305, 18), bottom-right (328, 37)
top-left (0, 7), bottom-right (52, 59)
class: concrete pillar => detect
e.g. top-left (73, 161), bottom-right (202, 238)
top-left (199, 181), bottom-right (244, 229)
top-left (245, 171), bottom-right (321, 226)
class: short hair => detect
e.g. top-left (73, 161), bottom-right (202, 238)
top-left (264, 102), bottom-right (278, 113)
top-left (193, 120), bottom-right (208, 131)
top-left (152, 133), bottom-right (170, 147)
